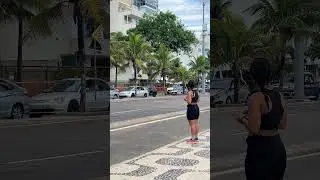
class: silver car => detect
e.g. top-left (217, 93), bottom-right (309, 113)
top-left (211, 78), bottom-right (249, 105)
top-left (0, 79), bottom-right (30, 119)
top-left (30, 78), bottom-right (110, 116)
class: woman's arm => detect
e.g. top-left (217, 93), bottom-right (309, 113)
top-left (247, 93), bottom-right (262, 134)
top-left (186, 91), bottom-right (192, 104)
top-left (279, 93), bottom-right (287, 129)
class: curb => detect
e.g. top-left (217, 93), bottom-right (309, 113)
top-left (110, 106), bottom-right (210, 130)
top-left (211, 141), bottom-right (320, 173)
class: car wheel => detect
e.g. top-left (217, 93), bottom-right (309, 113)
top-left (144, 93), bottom-right (148, 97)
top-left (226, 97), bottom-right (232, 104)
top-left (113, 94), bottom-right (118, 99)
top-left (10, 103), bottom-right (24, 119)
top-left (67, 100), bottom-right (80, 112)
top-left (153, 93), bottom-right (157, 97)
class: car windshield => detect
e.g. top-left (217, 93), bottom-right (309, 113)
top-left (211, 80), bottom-right (231, 89)
top-left (44, 80), bottom-right (80, 92)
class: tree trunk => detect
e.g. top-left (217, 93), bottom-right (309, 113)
top-left (16, 14), bottom-right (23, 83)
top-left (163, 75), bottom-right (166, 95)
top-left (232, 62), bottom-right (239, 103)
top-left (133, 60), bottom-right (137, 95)
top-left (182, 82), bottom-right (185, 94)
top-left (76, 4), bottom-right (86, 112)
top-left (115, 66), bottom-right (118, 88)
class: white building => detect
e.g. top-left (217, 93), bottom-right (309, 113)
top-left (110, 0), bottom-right (158, 84)
top-left (178, 33), bottom-right (210, 68)
top-left (0, 5), bottom-right (109, 82)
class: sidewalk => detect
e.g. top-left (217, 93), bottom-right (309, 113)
top-left (110, 130), bottom-right (210, 180)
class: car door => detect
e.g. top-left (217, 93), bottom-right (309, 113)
top-left (135, 86), bottom-right (142, 97)
top-left (0, 83), bottom-right (13, 116)
top-left (85, 79), bottom-right (97, 111)
top-left (96, 80), bottom-right (110, 110)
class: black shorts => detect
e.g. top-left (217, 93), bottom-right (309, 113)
top-left (245, 135), bottom-right (287, 180)
top-left (186, 104), bottom-right (199, 120)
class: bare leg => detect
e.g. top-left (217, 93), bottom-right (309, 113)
top-left (188, 120), bottom-right (198, 138)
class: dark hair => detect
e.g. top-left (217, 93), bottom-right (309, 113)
top-left (186, 80), bottom-right (195, 89)
top-left (250, 58), bottom-right (272, 108)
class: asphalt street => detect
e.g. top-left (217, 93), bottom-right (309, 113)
top-left (110, 94), bottom-right (210, 122)
top-left (0, 119), bottom-right (109, 180)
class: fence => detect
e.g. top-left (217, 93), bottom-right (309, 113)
top-left (0, 66), bottom-right (110, 96)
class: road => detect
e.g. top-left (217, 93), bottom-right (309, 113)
top-left (0, 119), bottom-right (109, 180)
top-left (110, 94), bottom-right (210, 122)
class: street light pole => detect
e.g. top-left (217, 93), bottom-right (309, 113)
top-left (201, 0), bottom-right (206, 94)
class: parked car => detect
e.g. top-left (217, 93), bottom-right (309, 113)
top-left (171, 86), bottom-right (184, 95)
top-left (148, 85), bottom-right (158, 97)
top-left (118, 86), bottom-right (149, 98)
top-left (275, 72), bottom-right (320, 100)
top-left (0, 79), bottom-right (30, 119)
top-left (110, 86), bottom-right (119, 99)
top-left (210, 78), bottom-right (249, 107)
top-left (29, 78), bottom-right (110, 116)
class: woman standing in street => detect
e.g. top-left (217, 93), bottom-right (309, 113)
top-left (184, 80), bottom-right (200, 144)
top-left (236, 58), bottom-right (287, 179)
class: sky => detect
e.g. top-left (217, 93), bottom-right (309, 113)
top-left (158, 0), bottom-right (210, 38)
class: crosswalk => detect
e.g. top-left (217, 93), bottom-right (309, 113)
top-left (110, 130), bottom-right (210, 180)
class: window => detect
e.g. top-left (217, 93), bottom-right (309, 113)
top-left (98, 80), bottom-right (110, 91)
top-left (86, 80), bottom-right (96, 91)
top-left (0, 83), bottom-right (8, 92)
top-left (215, 71), bottom-right (221, 78)
top-left (198, 48), bottom-right (201, 52)
top-left (124, 15), bottom-right (133, 24)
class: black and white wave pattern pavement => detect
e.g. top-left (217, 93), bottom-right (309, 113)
top-left (110, 130), bottom-right (210, 180)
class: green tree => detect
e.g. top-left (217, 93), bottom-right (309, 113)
top-left (110, 32), bottom-right (129, 88)
top-left (0, 0), bottom-right (63, 82)
top-left (128, 11), bottom-right (198, 54)
top-left (213, 14), bottom-right (260, 103)
top-left (188, 56), bottom-right (210, 89)
top-left (245, 0), bottom-right (318, 90)
top-left (154, 44), bottom-right (177, 94)
top-left (176, 65), bottom-right (192, 94)
top-left (305, 34), bottom-right (320, 61)
top-left (125, 32), bottom-right (151, 91)
top-left (167, 57), bottom-right (182, 81)
top-left (136, 55), bottom-right (161, 83)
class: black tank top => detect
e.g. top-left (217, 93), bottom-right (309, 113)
top-left (260, 90), bottom-right (284, 130)
top-left (191, 90), bottom-right (199, 103)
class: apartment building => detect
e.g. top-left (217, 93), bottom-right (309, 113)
top-left (0, 5), bottom-right (109, 82)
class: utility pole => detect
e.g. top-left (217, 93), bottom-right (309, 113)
top-left (201, 0), bottom-right (206, 94)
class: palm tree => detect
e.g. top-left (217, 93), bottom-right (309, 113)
top-left (0, 0), bottom-right (63, 82)
top-left (125, 32), bottom-right (151, 91)
top-left (176, 65), bottom-right (191, 94)
top-left (245, 0), bottom-right (319, 94)
top-left (110, 32), bottom-right (129, 88)
top-left (188, 56), bottom-right (210, 90)
top-left (167, 57), bottom-right (182, 81)
top-left (136, 54), bottom-right (161, 84)
top-left (213, 14), bottom-right (261, 103)
top-left (154, 44), bottom-right (177, 95)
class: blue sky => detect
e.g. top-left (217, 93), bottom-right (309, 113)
top-left (158, 0), bottom-right (210, 38)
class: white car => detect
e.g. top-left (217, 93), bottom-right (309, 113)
top-left (30, 78), bottom-right (110, 116)
top-left (119, 86), bottom-right (149, 98)
top-left (110, 87), bottom-right (119, 99)
top-left (211, 78), bottom-right (249, 105)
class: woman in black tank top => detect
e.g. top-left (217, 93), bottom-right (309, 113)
top-left (236, 58), bottom-right (287, 180)
top-left (184, 80), bottom-right (200, 144)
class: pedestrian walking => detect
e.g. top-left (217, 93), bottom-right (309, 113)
top-left (184, 80), bottom-right (200, 144)
top-left (236, 58), bottom-right (287, 180)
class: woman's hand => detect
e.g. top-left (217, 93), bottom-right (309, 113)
top-left (234, 110), bottom-right (248, 124)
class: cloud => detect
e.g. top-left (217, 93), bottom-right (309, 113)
top-left (159, 0), bottom-right (210, 35)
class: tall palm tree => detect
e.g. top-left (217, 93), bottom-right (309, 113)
top-left (110, 32), bottom-right (129, 88)
top-left (0, 0), bottom-right (63, 82)
top-left (176, 65), bottom-right (191, 94)
top-left (125, 32), bottom-right (151, 91)
top-left (213, 14), bottom-right (261, 103)
top-left (245, 0), bottom-right (319, 94)
top-left (167, 57), bottom-right (182, 81)
top-left (188, 56), bottom-right (210, 90)
top-left (154, 44), bottom-right (176, 94)
top-left (136, 54), bottom-right (161, 84)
